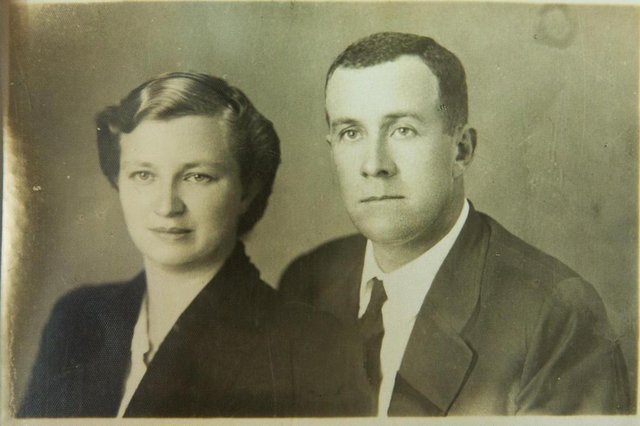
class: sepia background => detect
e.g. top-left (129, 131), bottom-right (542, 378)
top-left (5, 1), bottom-right (638, 413)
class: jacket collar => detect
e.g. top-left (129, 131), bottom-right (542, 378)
top-left (325, 205), bottom-right (490, 415)
top-left (118, 242), bottom-right (273, 416)
top-left (108, 242), bottom-right (266, 343)
top-left (135, 241), bottom-right (267, 328)
top-left (393, 204), bottom-right (490, 414)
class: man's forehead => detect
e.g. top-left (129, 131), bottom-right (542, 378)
top-left (325, 55), bottom-right (440, 122)
top-left (327, 55), bottom-right (436, 88)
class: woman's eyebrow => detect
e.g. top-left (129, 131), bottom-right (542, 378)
top-left (120, 161), bottom-right (154, 168)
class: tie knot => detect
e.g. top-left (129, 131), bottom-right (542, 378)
top-left (369, 277), bottom-right (387, 311)
top-left (358, 277), bottom-right (387, 340)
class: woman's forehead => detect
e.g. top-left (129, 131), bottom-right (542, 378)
top-left (120, 116), bottom-right (235, 165)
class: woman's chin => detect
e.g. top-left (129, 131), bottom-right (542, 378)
top-left (142, 251), bottom-right (209, 271)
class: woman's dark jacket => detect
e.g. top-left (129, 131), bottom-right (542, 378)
top-left (19, 243), bottom-right (372, 417)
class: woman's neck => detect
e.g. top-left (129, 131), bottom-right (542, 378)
top-left (141, 244), bottom-right (236, 355)
top-left (144, 259), bottom-right (223, 291)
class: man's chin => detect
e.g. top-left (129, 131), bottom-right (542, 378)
top-left (354, 223), bottom-right (416, 247)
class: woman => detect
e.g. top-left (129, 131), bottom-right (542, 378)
top-left (19, 72), bottom-right (371, 417)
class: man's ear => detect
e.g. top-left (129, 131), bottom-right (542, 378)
top-left (453, 125), bottom-right (477, 178)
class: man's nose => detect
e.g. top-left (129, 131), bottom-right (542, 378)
top-left (154, 181), bottom-right (186, 217)
top-left (360, 136), bottom-right (398, 178)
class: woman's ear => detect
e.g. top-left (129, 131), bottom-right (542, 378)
top-left (453, 125), bottom-right (477, 178)
top-left (240, 180), bottom-right (260, 214)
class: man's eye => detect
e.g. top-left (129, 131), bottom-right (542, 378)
top-left (130, 171), bottom-right (154, 183)
top-left (185, 173), bottom-right (214, 183)
top-left (339, 128), bottom-right (361, 142)
top-left (391, 127), bottom-right (416, 138)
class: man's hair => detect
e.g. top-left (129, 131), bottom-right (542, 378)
top-left (95, 71), bottom-right (281, 236)
top-left (326, 32), bottom-right (468, 134)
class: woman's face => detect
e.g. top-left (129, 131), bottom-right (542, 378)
top-left (118, 115), bottom-right (250, 272)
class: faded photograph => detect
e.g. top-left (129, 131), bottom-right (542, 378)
top-left (3, 1), bottom-right (638, 420)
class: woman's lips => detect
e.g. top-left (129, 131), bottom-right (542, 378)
top-left (149, 227), bottom-right (192, 240)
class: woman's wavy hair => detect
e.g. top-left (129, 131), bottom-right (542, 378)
top-left (95, 71), bottom-right (281, 236)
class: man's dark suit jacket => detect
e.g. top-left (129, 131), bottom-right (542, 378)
top-left (279, 206), bottom-right (630, 415)
top-left (19, 243), bottom-right (372, 417)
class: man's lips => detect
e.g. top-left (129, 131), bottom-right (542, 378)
top-left (360, 195), bottom-right (405, 203)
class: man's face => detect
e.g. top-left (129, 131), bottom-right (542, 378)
top-left (326, 55), bottom-right (465, 251)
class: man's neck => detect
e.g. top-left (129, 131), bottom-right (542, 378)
top-left (372, 197), bottom-right (466, 273)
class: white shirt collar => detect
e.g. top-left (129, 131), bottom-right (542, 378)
top-left (358, 200), bottom-right (470, 319)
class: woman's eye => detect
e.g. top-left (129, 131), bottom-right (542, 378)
top-left (391, 127), bottom-right (416, 138)
top-left (185, 173), bottom-right (214, 183)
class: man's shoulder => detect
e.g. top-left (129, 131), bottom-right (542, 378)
top-left (480, 212), bottom-right (582, 284)
top-left (295, 234), bottom-right (366, 263)
top-left (266, 293), bottom-right (373, 415)
top-left (281, 234), bottom-right (365, 279)
top-left (278, 234), bottom-right (365, 303)
top-left (270, 299), bottom-right (351, 340)
top-left (477, 212), bottom-right (612, 327)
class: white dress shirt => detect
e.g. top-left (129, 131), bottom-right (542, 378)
top-left (358, 200), bottom-right (469, 416)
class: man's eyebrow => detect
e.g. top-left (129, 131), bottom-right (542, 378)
top-left (382, 112), bottom-right (424, 124)
top-left (328, 117), bottom-right (360, 129)
top-left (182, 162), bottom-right (225, 170)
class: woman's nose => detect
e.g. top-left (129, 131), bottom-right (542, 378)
top-left (153, 182), bottom-right (186, 217)
top-left (360, 136), bottom-right (398, 178)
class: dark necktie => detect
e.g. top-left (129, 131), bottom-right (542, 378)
top-left (358, 277), bottom-right (387, 407)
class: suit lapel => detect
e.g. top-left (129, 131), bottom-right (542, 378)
top-left (391, 206), bottom-right (490, 415)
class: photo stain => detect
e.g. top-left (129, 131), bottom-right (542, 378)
top-left (534, 5), bottom-right (576, 49)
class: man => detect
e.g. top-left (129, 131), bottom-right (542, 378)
top-left (279, 32), bottom-right (630, 416)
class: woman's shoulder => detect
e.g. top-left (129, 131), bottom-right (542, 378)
top-left (50, 275), bottom-right (145, 320)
